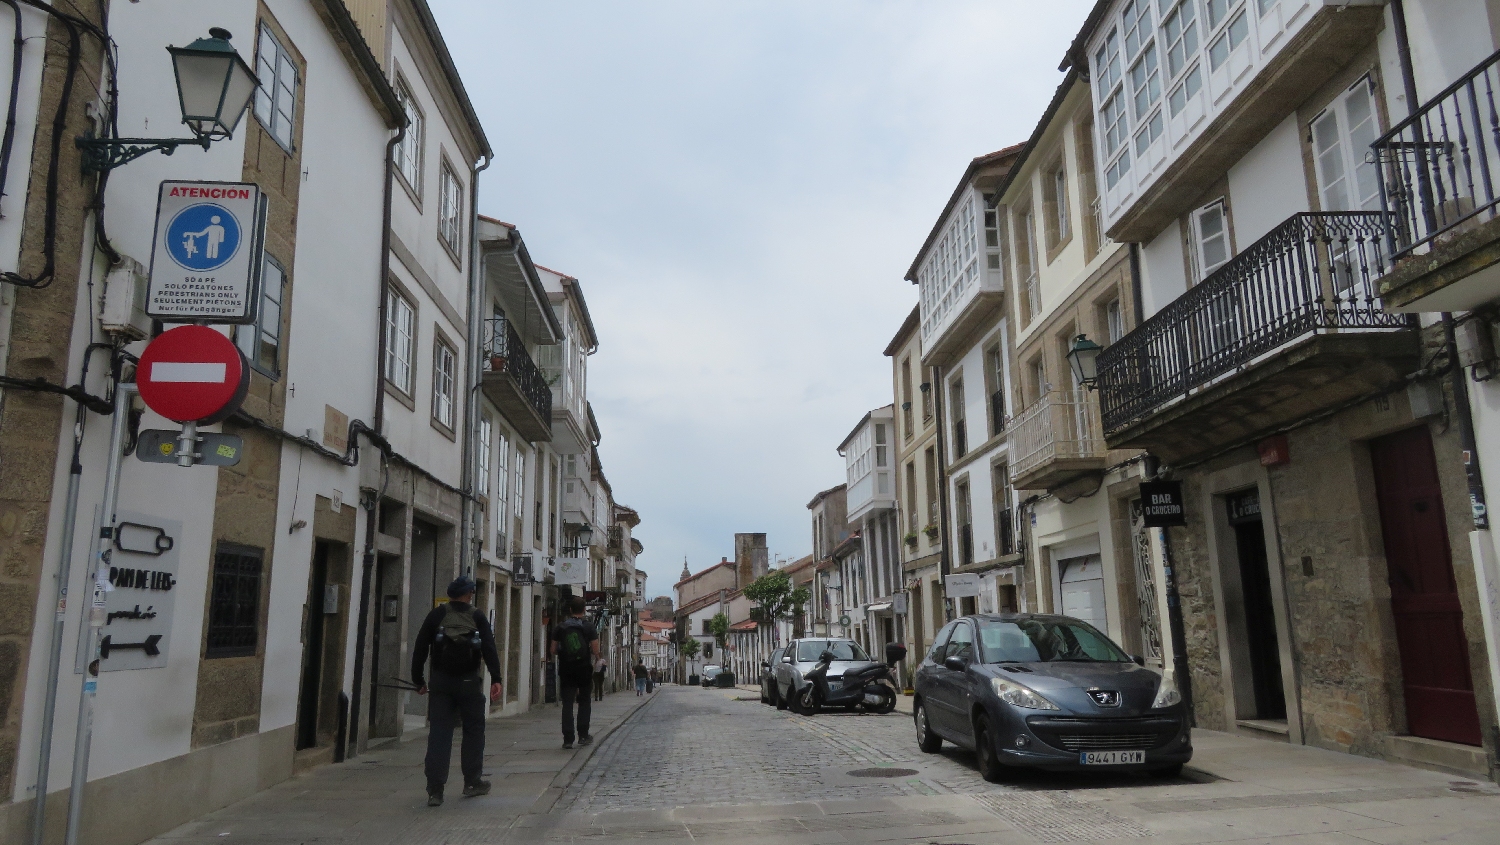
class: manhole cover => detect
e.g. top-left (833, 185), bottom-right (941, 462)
top-left (847, 767), bottom-right (919, 778)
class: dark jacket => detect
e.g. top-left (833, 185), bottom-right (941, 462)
top-left (411, 601), bottom-right (502, 686)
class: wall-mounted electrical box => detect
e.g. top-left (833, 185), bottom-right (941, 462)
top-left (100, 256), bottom-right (151, 339)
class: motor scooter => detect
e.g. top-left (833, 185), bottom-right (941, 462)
top-left (794, 643), bottom-right (906, 715)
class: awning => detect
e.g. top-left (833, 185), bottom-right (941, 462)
top-left (866, 602), bottom-right (893, 614)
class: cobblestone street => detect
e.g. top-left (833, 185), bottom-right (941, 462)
top-left (134, 684), bottom-right (1500, 844)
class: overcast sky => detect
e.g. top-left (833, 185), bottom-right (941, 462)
top-left (430, 0), bottom-right (1091, 599)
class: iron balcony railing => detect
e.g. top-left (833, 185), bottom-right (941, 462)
top-left (482, 317), bottom-right (553, 423)
top-left (1096, 212), bottom-right (1413, 434)
top-left (1374, 47), bottom-right (1500, 258)
top-left (1010, 387), bottom-right (1107, 481)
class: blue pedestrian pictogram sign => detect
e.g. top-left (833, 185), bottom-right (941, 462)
top-left (147, 181), bottom-right (262, 322)
top-left (165, 202), bottom-right (242, 272)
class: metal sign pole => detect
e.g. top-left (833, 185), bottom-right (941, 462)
top-left (63, 383), bottom-right (136, 845)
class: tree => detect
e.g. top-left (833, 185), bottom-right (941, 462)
top-left (744, 569), bottom-right (811, 640)
top-left (709, 612), bottom-right (730, 648)
top-left (680, 636), bottom-right (701, 660)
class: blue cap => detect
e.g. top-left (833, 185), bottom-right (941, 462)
top-left (447, 575), bottom-right (477, 599)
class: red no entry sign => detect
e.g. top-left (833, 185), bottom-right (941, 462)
top-left (137, 326), bottom-right (249, 423)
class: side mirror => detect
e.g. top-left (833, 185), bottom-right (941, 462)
top-left (942, 655), bottom-right (966, 672)
top-left (885, 643), bottom-right (908, 665)
top-left (1131, 655), bottom-right (1146, 666)
top-left (760, 661), bottom-right (769, 669)
top-left (781, 654), bottom-right (793, 664)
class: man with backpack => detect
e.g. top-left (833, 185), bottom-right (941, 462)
top-left (550, 595), bottom-right (599, 749)
top-left (412, 576), bottom-right (502, 807)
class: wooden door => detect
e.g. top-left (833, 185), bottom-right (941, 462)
top-left (1370, 426), bottom-right (1482, 746)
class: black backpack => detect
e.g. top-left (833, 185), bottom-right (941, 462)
top-left (556, 618), bottom-right (591, 671)
top-left (431, 603), bottom-right (483, 675)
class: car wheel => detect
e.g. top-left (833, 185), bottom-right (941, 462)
top-left (760, 683), bottom-right (769, 704)
top-left (974, 713), bottom-right (1007, 783)
top-left (1148, 763), bottom-right (1184, 779)
top-left (914, 701), bottom-right (942, 753)
top-left (774, 685), bottom-right (788, 710)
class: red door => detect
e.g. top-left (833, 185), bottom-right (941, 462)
top-left (1370, 426), bottom-right (1482, 746)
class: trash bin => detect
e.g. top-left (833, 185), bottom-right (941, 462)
top-left (687, 674), bottom-right (699, 686)
top-left (714, 672), bottom-right (735, 688)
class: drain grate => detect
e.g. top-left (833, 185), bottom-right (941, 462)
top-left (847, 767), bottom-right (919, 778)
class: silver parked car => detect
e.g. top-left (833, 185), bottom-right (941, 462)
top-left (773, 638), bottom-right (878, 714)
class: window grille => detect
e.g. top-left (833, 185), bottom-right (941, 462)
top-left (207, 544), bottom-right (263, 658)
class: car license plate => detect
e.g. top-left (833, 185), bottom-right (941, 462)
top-left (1079, 750), bottom-right (1144, 765)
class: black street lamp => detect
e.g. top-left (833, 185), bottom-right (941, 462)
top-left (1067, 334), bottom-right (1104, 390)
top-left (78, 28), bottom-right (259, 173)
top-left (562, 523), bottom-right (594, 556)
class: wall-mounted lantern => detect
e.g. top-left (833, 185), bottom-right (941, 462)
top-left (78, 28), bottom-right (258, 173)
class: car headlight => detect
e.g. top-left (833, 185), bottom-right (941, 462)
top-left (1151, 673), bottom-right (1182, 708)
top-left (989, 677), bottom-right (1060, 710)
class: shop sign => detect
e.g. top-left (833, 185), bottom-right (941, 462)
top-left (554, 556), bottom-right (587, 585)
top-left (944, 572), bottom-right (980, 598)
top-left (1139, 480), bottom-right (1186, 527)
top-left (76, 512), bottom-right (180, 672)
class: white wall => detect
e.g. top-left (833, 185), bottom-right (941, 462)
top-left (1225, 114), bottom-right (1309, 245)
top-left (15, 0), bottom-right (392, 799)
top-left (1139, 220), bottom-right (1188, 320)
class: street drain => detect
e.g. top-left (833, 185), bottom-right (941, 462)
top-left (847, 767), bottom-right (919, 778)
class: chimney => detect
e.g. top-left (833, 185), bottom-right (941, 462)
top-left (735, 533), bottom-right (768, 586)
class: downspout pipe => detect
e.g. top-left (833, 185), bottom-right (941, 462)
top-left (932, 367), bottom-right (953, 623)
top-left (459, 153), bottom-right (491, 578)
top-left (1390, 1), bottom-right (1489, 529)
top-left (347, 121), bottom-right (405, 761)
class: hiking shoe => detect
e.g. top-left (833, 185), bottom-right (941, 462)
top-left (427, 790), bottom-right (443, 807)
top-left (562, 740), bottom-right (574, 749)
top-left (578, 734), bottom-right (593, 746)
top-left (462, 780), bottom-right (491, 798)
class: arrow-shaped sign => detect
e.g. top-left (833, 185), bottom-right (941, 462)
top-left (100, 634), bottom-right (162, 659)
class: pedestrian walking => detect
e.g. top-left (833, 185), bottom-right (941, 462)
top-left (412, 576), bottom-right (502, 807)
top-left (592, 658), bottom-right (606, 702)
top-left (633, 660), bottom-right (649, 695)
top-left (551, 595), bottom-right (599, 749)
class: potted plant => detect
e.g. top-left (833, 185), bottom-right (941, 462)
top-left (903, 530), bottom-right (919, 548)
top-left (488, 354), bottom-right (507, 373)
top-left (923, 524), bottom-right (939, 541)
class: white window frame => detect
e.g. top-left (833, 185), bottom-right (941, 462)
top-left (1107, 298), bottom-right (1125, 344)
top-left (1310, 77), bottom-right (1382, 213)
top-left (1192, 200), bottom-right (1231, 281)
top-left (477, 415), bottom-right (492, 497)
top-left (253, 23), bottom-right (298, 152)
top-left (237, 253), bottom-right (286, 377)
top-left (1053, 166), bottom-right (1071, 242)
top-left (438, 160), bottom-right (463, 255)
top-left (432, 338), bottom-right (457, 429)
top-left (394, 76), bottom-right (424, 195)
top-left (384, 288), bottom-right (416, 394)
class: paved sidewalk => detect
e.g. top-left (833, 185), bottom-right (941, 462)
top-left (142, 689), bottom-right (652, 844)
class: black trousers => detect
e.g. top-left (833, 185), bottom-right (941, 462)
top-left (592, 673), bottom-right (605, 701)
top-left (424, 672), bottom-right (486, 790)
top-left (560, 679), bottom-right (591, 742)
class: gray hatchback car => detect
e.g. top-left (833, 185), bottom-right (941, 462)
top-left (913, 614), bottom-right (1192, 781)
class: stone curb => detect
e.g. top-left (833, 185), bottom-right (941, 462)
top-left (527, 688), bottom-right (658, 814)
